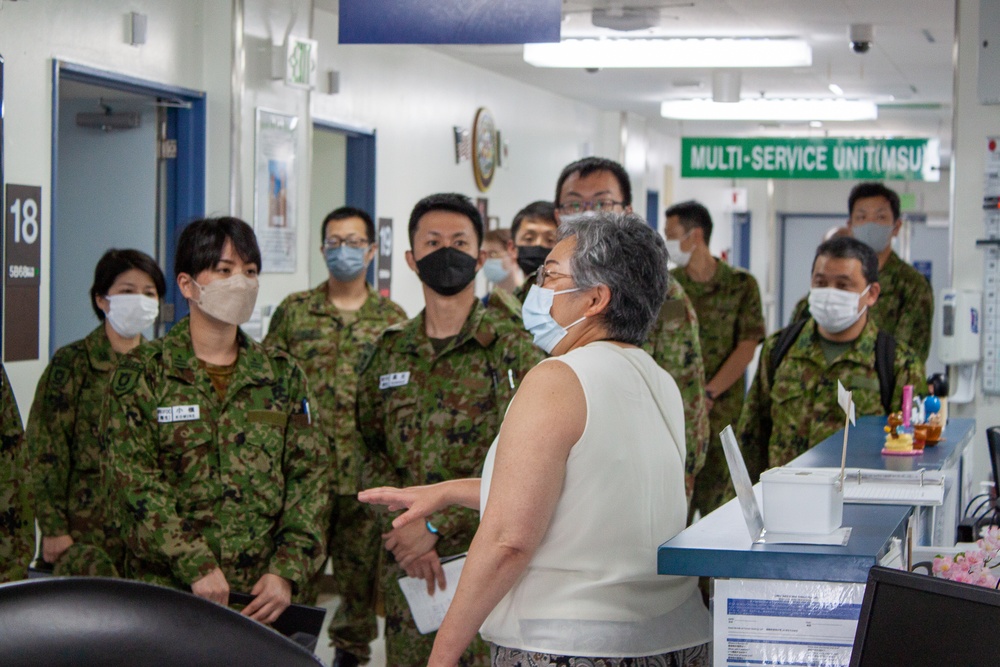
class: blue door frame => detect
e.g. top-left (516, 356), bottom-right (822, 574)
top-left (645, 189), bottom-right (659, 231)
top-left (314, 119), bottom-right (377, 283)
top-left (51, 61), bottom-right (206, 343)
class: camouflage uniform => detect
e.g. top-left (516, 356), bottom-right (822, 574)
top-left (737, 318), bottom-right (925, 472)
top-left (102, 317), bottom-right (329, 599)
top-left (26, 325), bottom-right (131, 576)
top-left (672, 262), bottom-right (765, 516)
top-left (357, 299), bottom-right (545, 667)
top-left (1, 364), bottom-right (33, 583)
top-left (265, 282), bottom-right (406, 658)
top-left (789, 251), bottom-right (934, 361)
top-left (641, 279), bottom-right (711, 501)
top-left (502, 272), bottom-right (709, 502)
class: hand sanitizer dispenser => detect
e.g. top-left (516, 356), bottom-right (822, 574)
top-left (937, 290), bottom-right (981, 364)
top-left (937, 289), bottom-right (981, 404)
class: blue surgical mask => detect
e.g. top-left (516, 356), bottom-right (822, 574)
top-left (325, 245), bottom-right (368, 281)
top-left (482, 258), bottom-right (510, 284)
top-left (522, 284), bottom-right (586, 354)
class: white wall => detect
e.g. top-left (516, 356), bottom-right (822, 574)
top-left (951, 0), bottom-right (1000, 486)
top-left (0, 0), bottom-right (231, 412)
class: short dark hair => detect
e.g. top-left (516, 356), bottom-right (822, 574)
top-left (321, 206), bottom-right (375, 244)
top-left (90, 249), bottom-right (167, 321)
top-left (558, 212), bottom-right (669, 346)
top-left (407, 193), bottom-right (484, 249)
top-left (849, 182), bottom-right (901, 221)
top-left (175, 217), bottom-right (262, 278)
top-left (813, 236), bottom-right (879, 284)
top-left (554, 157), bottom-right (632, 207)
top-left (484, 228), bottom-right (511, 246)
top-left (665, 200), bottom-right (714, 244)
top-left (511, 201), bottom-right (557, 241)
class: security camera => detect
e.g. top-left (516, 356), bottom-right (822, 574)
top-left (849, 23), bottom-right (874, 54)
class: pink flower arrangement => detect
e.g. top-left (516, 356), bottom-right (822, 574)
top-left (933, 526), bottom-right (1000, 588)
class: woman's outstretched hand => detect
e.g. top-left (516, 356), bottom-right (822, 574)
top-left (358, 485), bottom-right (439, 529)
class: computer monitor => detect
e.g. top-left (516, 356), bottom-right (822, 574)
top-left (849, 566), bottom-right (1000, 666)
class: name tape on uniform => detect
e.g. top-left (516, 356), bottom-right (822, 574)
top-left (379, 372), bottom-right (410, 389)
top-left (157, 405), bottom-right (201, 423)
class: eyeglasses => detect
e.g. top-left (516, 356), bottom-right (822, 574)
top-left (323, 237), bottom-right (371, 250)
top-left (536, 267), bottom-right (573, 288)
top-left (557, 200), bottom-right (625, 215)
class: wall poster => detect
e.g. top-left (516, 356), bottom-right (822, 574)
top-left (254, 109), bottom-right (298, 273)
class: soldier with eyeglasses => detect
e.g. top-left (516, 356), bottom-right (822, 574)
top-left (265, 206), bottom-right (406, 667)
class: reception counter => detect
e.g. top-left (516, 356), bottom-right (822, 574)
top-left (657, 417), bottom-right (976, 667)
top-left (658, 416), bottom-right (976, 583)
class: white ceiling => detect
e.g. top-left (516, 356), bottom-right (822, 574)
top-left (75, 1), bottom-right (959, 159)
top-left (427, 0), bottom-right (956, 160)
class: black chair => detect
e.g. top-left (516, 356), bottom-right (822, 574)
top-left (0, 577), bottom-right (323, 666)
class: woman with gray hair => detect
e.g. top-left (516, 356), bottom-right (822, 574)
top-left (361, 212), bottom-right (711, 666)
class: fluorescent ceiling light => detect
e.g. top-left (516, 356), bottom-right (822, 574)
top-left (660, 99), bottom-right (878, 121)
top-left (829, 83), bottom-right (844, 96)
top-left (523, 38), bottom-right (812, 68)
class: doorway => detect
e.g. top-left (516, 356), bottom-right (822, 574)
top-left (310, 120), bottom-right (376, 286)
top-left (778, 213), bottom-right (844, 328)
top-left (50, 62), bottom-right (205, 354)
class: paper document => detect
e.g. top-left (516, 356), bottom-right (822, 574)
top-left (837, 380), bottom-right (855, 425)
top-left (809, 468), bottom-right (945, 506)
top-left (714, 578), bottom-right (865, 667)
top-left (397, 554), bottom-right (466, 634)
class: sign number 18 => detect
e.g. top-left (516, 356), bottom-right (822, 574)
top-left (10, 197), bottom-right (39, 244)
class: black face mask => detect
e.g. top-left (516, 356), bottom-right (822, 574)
top-left (516, 245), bottom-right (551, 277)
top-left (415, 246), bottom-right (479, 296)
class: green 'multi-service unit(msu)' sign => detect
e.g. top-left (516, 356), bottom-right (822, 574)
top-left (681, 137), bottom-right (939, 181)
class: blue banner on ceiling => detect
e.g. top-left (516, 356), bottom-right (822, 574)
top-left (338, 0), bottom-right (561, 45)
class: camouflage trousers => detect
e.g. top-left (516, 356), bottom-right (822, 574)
top-left (326, 493), bottom-right (381, 661)
top-left (383, 558), bottom-right (491, 667)
top-left (688, 438), bottom-right (736, 522)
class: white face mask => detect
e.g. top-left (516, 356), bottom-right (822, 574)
top-left (809, 285), bottom-right (871, 333)
top-left (106, 294), bottom-right (159, 338)
top-left (192, 273), bottom-right (259, 325)
top-left (663, 238), bottom-right (692, 268)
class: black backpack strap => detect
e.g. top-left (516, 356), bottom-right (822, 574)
top-left (771, 320), bottom-right (897, 414)
top-left (769, 318), bottom-right (809, 378)
top-left (875, 330), bottom-right (897, 415)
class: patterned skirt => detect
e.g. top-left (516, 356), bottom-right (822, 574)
top-left (490, 643), bottom-right (711, 667)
